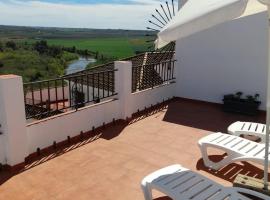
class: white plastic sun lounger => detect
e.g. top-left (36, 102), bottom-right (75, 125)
top-left (228, 121), bottom-right (266, 143)
top-left (141, 164), bottom-right (270, 200)
top-left (198, 132), bottom-right (269, 170)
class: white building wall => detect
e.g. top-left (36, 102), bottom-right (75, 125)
top-left (175, 11), bottom-right (268, 110)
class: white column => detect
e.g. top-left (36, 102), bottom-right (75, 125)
top-left (115, 61), bottom-right (133, 119)
top-left (0, 75), bottom-right (28, 166)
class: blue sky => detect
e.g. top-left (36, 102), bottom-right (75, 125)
top-left (0, 0), bottom-right (174, 29)
top-left (26, 0), bottom-right (142, 4)
top-left (17, 0), bottom-right (146, 4)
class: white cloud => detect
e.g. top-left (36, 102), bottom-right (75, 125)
top-left (0, 0), bottom-right (176, 30)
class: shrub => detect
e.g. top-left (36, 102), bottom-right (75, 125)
top-left (62, 51), bottom-right (79, 62)
top-left (6, 41), bottom-right (16, 50)
top-left (0, 41), bottom-right (3, 52)
top-left (0, 61), bottom-right (3, 68)
top-left (47, 45), bottom-right (63, 58)
top-left (34, 40), bottom-right (48, 55)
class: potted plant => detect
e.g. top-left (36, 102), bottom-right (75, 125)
top-left (74, 90), bottom-right (85, 109)
top-left (223, 92), bottom-right (261, 115)
top-left (93, 95), bottom-right (100, 104)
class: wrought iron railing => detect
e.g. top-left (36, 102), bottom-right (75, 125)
top-left (132, 59), bottom-right (176, 92)
top-left (23, 51), bottom-right (175, 120)
top-left (24, 69), bottom-right (117, 120)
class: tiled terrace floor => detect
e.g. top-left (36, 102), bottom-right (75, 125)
top-left (0, 98), bottom-right (267, 200)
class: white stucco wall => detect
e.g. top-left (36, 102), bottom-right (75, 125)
top-left (175, 11), bottom-right (268, 110)
top-left (26, 99), bottom-right (121, 154)
top-left (130, 83), bottom-right (176, 114)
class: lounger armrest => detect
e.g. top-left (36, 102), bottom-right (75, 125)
top-left (233, 187), bottom-right (270, 200)
top-left (197, 132), bottom-right (222, 146)
top-left (228, 121), bottom-right (241, 134)
top-left (141, 164), bottom-right (183, 186)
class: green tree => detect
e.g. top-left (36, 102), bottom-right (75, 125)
top-left (0, 60), bottom-right (4, 68)
top-left (84, 49), bottom-right (88, 56)
top-left (6, 41), bottom-right (16, 50)
top-left (29, 71), bottom-right (42, 82)
top-left (72, 46), bottom-right (76, 53)
top-left (0, 41), bottom-right (3, 52)
top-left (48, 45), bottom-right (62, 58)
top-left (34, 40), bottom-right (48, 54)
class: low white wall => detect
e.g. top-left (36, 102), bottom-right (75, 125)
top-left (26, 74), bottom-right (176, 155)
top-left (175, 11), bottom-right (268, 110)
top-left (26, 81), bottom-right (176, 155)
top-left (26, 99), bottom-right (120, 154)
top-left (130, 83), bottom-right (176, 114)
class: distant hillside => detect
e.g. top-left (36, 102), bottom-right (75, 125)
top-left (0, 25), bottom-right (151, 40)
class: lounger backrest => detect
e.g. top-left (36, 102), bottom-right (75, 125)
top-left (150, 167), bottom-right (253, 199)
top-left (229, 121), bottom-right (266, 135)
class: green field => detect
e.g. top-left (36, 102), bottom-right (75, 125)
top-left (0, 25), bottom-right (153, 59)
top-left (45, 37), bottom-right (149, 59)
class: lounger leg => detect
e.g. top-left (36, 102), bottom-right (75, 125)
top-left (141, 182), bottom-right (153, 200)
top-left (199, 144), bottom-right (234, 170)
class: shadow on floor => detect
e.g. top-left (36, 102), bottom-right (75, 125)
top-left (163, 98), bottom-right (265, 133)
top-left (196, 155), bottom-right (269, 183)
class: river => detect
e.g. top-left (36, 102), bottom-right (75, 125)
top-left (66, 57), bottom-right (96, 75)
